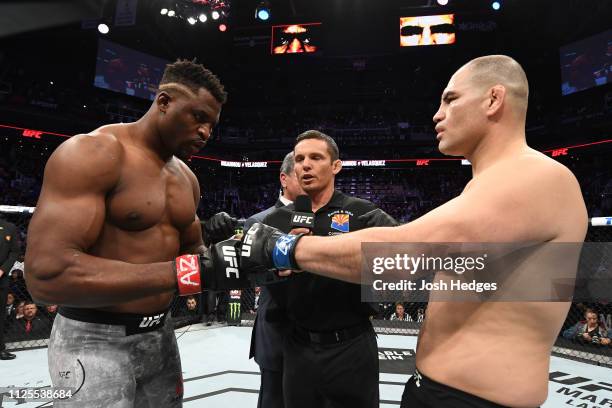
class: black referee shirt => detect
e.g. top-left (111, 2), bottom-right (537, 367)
top-left (263, 190), bottom-right (391, 332)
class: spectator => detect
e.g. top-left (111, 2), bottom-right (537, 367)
top-left (42, 304), bottom-right (58, 322)
top-left (389, 302), bottom-right (412, 321)
top-left (14, 300), bottom-right (25, 321)
top-left (9, 269), bottom-right (28, 301)
top-left (416, 308), bottom-right (425, 323)
top-left (562, 308), bottom-right (611, 346)
top-left (13, 301), bottom-right (47, 341)
top-left (183, 296), bottom-right (199, 317)
top-left (5, 292), bottom-right (16, 320)
top-left (249, 287), bottom-right (261, 314)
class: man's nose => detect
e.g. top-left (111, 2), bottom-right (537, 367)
top-left (198, 124), bottom-right (212, 140)
top-left (433, 107), bottom-right (444, 124)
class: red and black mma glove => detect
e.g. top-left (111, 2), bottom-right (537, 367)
top-left (174, 238), bottom-right (251, 295)
top-left (239, 223), bottom-right (304, 274)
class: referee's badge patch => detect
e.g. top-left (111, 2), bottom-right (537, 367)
top-left (331, 214), bottom-right (350, 233)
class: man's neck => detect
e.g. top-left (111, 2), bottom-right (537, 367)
top-left (129, 110), bottom-right (172, 162)
top-left (279, 194), bottom-right (293, 206)
top-left (467, 126), bottom-right (527, 177)
top-left (309, 185), bottom-right (335, 212)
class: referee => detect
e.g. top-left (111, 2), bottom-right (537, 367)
top-left (0, 215), bottom-right (20, 360)
top-left (263, 131), bottom-right (398, 408)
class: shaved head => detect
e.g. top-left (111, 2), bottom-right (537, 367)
top-left (461, 55), bottom-right (529, 118)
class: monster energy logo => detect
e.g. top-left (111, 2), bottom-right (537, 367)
top-left (228, 301), bottom-right (241, 321)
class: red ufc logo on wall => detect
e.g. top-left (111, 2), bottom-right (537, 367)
top-left (551, 148), bottom-right (569, 157)
top-left (22, 129), bottom-right (43, 139)
top-left (416, 160), bottom-right (430, 166)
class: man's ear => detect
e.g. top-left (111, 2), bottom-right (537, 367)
top-left (486, 85), bottom-right (506, 117)
top-left (279, 172), bottom-right (288, 189)
top-left (332, 159), bottom-right (342, 175)
top-left (156, 91), bottom-right (172, 114)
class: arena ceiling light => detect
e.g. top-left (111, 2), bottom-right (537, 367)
top-left (437, 0), bottom-right (449, 5)
top-left (97, 23), bottom-right (109, 34)
top-left (255, 1), bottom-right (271, 21)
top-left (491, 1), bottom-right (501, 10)
top-left (219, 23), bottom-right (227, 32)
top-left (158, 1), bottom-right (229, 26)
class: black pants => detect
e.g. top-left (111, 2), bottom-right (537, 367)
top-left (283, 329), bottom-right (379, 408)
top-left (401, 369), bottom-right (511, 408)
top-left (257, 368), bottom-right (284, 408)
top-left (0, 282), bottom-right (9, 351)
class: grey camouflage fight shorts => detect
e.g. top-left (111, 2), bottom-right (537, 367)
top-left (48, 308), bottom-right (183, 408)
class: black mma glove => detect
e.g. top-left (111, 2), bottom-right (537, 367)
top-left (357, 208), bottom-right (400, 228)
top-left (174, 238), bottom-right (251, 295)
top-left (202, 212), bottom-right (238, 246)
top-left (239, 223), bottom-right (304, 273)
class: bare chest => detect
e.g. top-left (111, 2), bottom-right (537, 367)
top-left (106, 155), bottom-right (196, 232)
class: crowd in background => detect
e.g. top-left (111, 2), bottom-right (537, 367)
top-left (1, 52), bottom-right (611, 352)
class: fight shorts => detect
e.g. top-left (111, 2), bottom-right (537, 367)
top-left (48, 307), bottom-right (183, 408)
top-left (401, 368), bottom-right (512, 408)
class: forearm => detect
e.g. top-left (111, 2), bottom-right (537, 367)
top-left (295, 226), bottom-right (397, 284)
top-left (26, 250), bottom-right (177, 307)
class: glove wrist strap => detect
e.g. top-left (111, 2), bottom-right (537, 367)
top-left (272, 233), bottom-right (305, 270)
top-left (174, 254), bottom-right (202, 295)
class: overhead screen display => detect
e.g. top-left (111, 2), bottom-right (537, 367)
top-left (94, 39), bottom-right (169, 100)
top-left (400, 14), bottom-right (456, 47)
top-left (271, 23), bottom-right (322, 54)
top-left (560, 29), bottom-right (612, 96)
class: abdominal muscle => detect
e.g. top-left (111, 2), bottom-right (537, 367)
top-left (415, 301), bottom-right (569, 407)
top-left (87, 222), bottom-right (182, 315)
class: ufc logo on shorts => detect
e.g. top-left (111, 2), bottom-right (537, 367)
top-left (292, 215), bottom-right (313, 224)
top-left (139, 313), bottom-right (165, 328)
top-left (222, 246), bottom-right (240, 279)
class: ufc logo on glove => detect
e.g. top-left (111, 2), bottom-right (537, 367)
top-left (222, 245), bottom-right (240, 278)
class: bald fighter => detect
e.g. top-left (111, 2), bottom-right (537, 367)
top-left (25, 60), bottom-right (244, 407)
top-left (240, 55), bottom-right (588, 407)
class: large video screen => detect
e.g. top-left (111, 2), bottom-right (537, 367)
top-left (94, 39), bottom-right (169, 100)
top-left (560, 29), bottom-right (612, 96)
top-left (400, 14), bottom-right (456, 47)
top-left (271, 23), bottom-right (322, 54)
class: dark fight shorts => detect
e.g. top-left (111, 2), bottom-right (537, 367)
top-left (400, 368), bottom-right (511, 408)
top-left (48, 307), bottom-right (183, 408)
